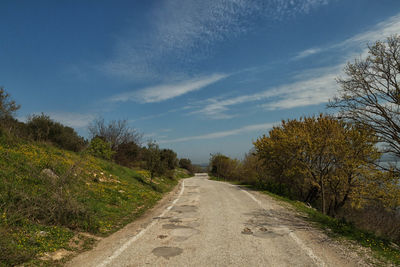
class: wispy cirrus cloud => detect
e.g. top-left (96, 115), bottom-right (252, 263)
top-left (102, 0), bottom-right (331, 81)
top-left (109, 74), bottom-right (227, 103)
top-left (159, 122), bottom-right (276, 144)
top-left (293, 47), bottom-right (322, 60)
top-left (294, 12), bottom-right (400, 60)
top-left (261, 68), bottom-right (340, 110)
top-left (192, 12), bottom-right (400, 118)
top-left (191, 65), bottom-right (341, 118)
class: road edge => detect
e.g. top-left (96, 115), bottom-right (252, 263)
top-left (65, 178), bottom-right (188, 267)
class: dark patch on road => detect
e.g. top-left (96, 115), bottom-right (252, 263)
top-left (242, 227), bottom-right (253, 235)
top-left (171, 205), bottom-right (198, 213)
top-left (184, 192), bottom-right (198, 196)
top-left (162, 223), bottom-right (191, 229)
top-left (253, 230), bottom-right (284, 239)
top-left (152, 246), bottom-right (183, 259)
top-left (153, 216), bottom-right (172, 220)
top-left (169, 218), bottom-right (182, 223)
top-left (157, 234), bottom-right (168, 239)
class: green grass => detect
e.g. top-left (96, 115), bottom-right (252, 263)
top-left (174, 168), bottom-right (192, 179)
top-left (257, 189), bottom-right (400, 265)
top-left (208, 175), bottom-right (242, 184)
top-left (0, 132), bottom-right (183, 266)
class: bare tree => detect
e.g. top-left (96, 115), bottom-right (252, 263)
top-left (0, 87), bottom-right (20, 120)
top-left (88, 118), bottom-right (142, 150)
top-left (329, 35), bottom-right (400, 158)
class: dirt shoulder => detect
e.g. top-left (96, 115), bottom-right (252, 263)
top-left (249, 189), bottom-right (393, 267)
top-left (64, 180), bottom-right (184, 266)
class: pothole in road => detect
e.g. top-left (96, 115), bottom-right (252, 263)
top-left (242, 226), bottom-right (289, 238)
top-left (171, 205), bottom-right (198, 213)
top-left (187, 221), bottom-right (200, 228)
top-left (253, 231), bottom-right (284, 238)
top-left (152, 246), bottom-right (183, 259)
top-left (242, 227), bottom-right (253, 235)
top-left (169, 218), bottom-right (182, 223)
top-left (153, 216), bottom-right (172, 220)
top-left (171, 228), bottom-right (201, 241)
top-left (162, 224), bottom-right (191, 229)
top-left (170, 217), bottom-right (199, 223)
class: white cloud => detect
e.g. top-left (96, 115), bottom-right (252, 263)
top-left (191, 90), bottom-right (280, 118)
top-left (109, 74), bottom-right (227, 103)
top-left (262, 67), bottom-right (341, 110)
top-left (341, 13), bottom-right (400, 48)
top-left (159, 122), bottom-right (276, 144)
top-left (294, 12), bottom-right (400, 60)
top-left (192, 12), bottom-right (400, 117)
top-left (192, 65), bottom-right (341, 118)
top-left (294, 47), bottom-right (322, 59)
top-left (102, 0), bottom-right (331, 81)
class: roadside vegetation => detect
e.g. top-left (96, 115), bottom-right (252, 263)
top-left (0, 88), bottom-right (194, 266)
top-left (209, 36), bottom-right (400, 265)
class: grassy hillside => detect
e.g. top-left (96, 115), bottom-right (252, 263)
top-left (0, 131), bottom-right (190, 266)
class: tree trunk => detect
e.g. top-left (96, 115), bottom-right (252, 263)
top-left (321, 178), bottom-right (326, 214)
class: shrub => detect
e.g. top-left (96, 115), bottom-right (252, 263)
top-left (209, 153), bottom-right (241, 181)
top-left (179, 158), bottom-right (194, 174)
top-left (160, 149), bottom-right (178, 170)
top-left (113, 141), bottom-right (141, 167)
top-left (87, 136), bottom-right (114, 160)
top-left (26, 113), bottom-right (85, 151)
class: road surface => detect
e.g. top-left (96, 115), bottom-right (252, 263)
top-left (67, 174), bottom-right (367, 267)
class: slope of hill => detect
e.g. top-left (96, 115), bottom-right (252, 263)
top-left (0, 130), bottom-right (190, 266)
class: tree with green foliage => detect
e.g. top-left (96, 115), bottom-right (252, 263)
top-left (26, 113), bottom-right (85, 152)
top-left (113, 141), bottom-right (141, 167)
top-left (240, 151), bottom-right (267, 185)
top-left (209, 153), bottom-right (240, 180)
top-left (143, 141), bottom-right (163, 181)
top-left (254, 114), bottom-right (381, 216)
top-left (87, 136), bottom-right (114, 160)
top-left (179, 158), bottom-right (194, 174)
top-left (160, 149), bottom-right (178, 170)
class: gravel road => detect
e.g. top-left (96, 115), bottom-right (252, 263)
top-left (67, 174), bottom-right (369, 267)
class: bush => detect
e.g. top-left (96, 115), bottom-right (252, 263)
top-left (160, 149), bottom-right (178, 170)
top-left (113, 141), bottom-right (141, 167)
top-left (209, 153), bottom-right (241, 181)
top-left (179, 158), bottom-right (194, 174)
top-left (87, 136), bottom-right (114, 160)
top-left (26, 113), bottom-right (85, 152)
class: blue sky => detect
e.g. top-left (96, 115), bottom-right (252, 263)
top-left (2, 0), bottom-right (400, 163)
